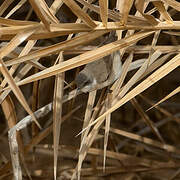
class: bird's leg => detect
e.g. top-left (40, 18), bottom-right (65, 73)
top-left (106, 85), bottom-right (113, 94)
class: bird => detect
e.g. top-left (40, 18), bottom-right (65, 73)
top-left (75, 31), bottom-right (122, 93)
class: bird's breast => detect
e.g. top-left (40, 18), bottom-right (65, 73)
top-left (85, 56), bottom-right (112, 83)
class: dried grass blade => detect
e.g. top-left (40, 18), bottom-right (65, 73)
top-left (0, 64), bottom-right (33, 104)
top-left (121, 0), bottom-right (134, 24)
top-left (1, 40), bottom-right (38, 88)
top-left (0, 25), bottom-right (42, 36)
top-left (112, 53), bottom-right (133, 96)
top-left (0, 26), bottom-right (41, 128)
top-left (83, 52), bottom-right (180, 132)
top-left (50, 21), bottom-right (180, 30)
top-left (140, 94), bottom-right (180, 124)
top-left (109, 127), bottom-right (180, 154)
top-left (8, 103), bottom-right (80, 179)
top-left (61, 0), bottom-right (96, 28)
top-left (12, 31), bottom-right (154, 87)
top-left (0, 35), bottom-right (37, 89)
top-left (76, 0), bottom-right (148, 23)
top-left (1, 95), bottom-right (17, 128)
top-left (135, 0), bottom-right (159, 25)
top-left (8, 129), bottom-right (22, 180)
top-left (75, 116), bottom-right (105, 180)
top-left (53, 52), bottom-right (64, 180)
top-left (0, 0), bottom-right (62, 103)
top-left (128, 59), bottom-right (145, 71)
top-left (3, 104), bottom-right (81, 180)
top-left (126, 45), bottom-right (180, 54)
top-left (5, 30), bottom-right (108, 67)
top-left (131, 98), bottom-right (165, 143)
top-left (161, 0), bottom-right (180, 11)
top-left (1, 0), bottom-right (60, 100)
top-left (138, 53), bottom-right (171, 81)
top-left (1, 95), bottom-right (25, 158)
top-left (27, 59), bottom-right (46, 70)
top-left (79, 89), bottom-right (106, 151)
top-left (25, 105), bottom-right (81, 153)
top-left (76, 90), bottom-right (107, 179)
top-left (151, 31), bottom-right (161, 50)
top-left (117, 50), bottom-right (162, 99)
top-left (103, 93), bottom-right (112, 170)
top-left (65, 146), bottom-right (175, 167)
top-left (5, 0), bottom-right (27, 19)
top-left (8, 103), bottom-right (52, 180)
top-left (116, 0), bottom-right (124, 13)
top-left (31, 68), bottom-right (39, 139)
top-left (50, 0), bottom-right (63, 14)
top-left (163, 31), bottom-right (180, 36)
top-left (38, 0), bottom-right (59, 23)
top-left (48, 21), bottom-right (180, 32)
top-left (0, 25), bottom-right (40, 58)
top-left (1, 0), bottom-right (61, 93)
top-left (0, 40), bottom-right (41, 89)
top-left (0, 17), bottom-right (38, 26)
top-left (78, 90), bottom-right (97, 178)
top-left (1, 21), bottom-right (180, 41)
top-left (148, 86), bottom-right (180, 111)
top-left (0, 60), bottom-right (43, 103)
top-left (0, 0), bottom-right (14, 16)
top-left (0, 61), bottom-right (41, 129)
top-left (29, 0), bottom-right (58, 30)
top-left (50, 21), bottom-right (120, 31)
top-left (81, 90), bottom-right (97, 141)
top-left (2, 103), bottom-right (52, 177)
top-left (169, 169), bottom-right (180, 180)
top-left (99, 0), bottom-right (108, 27)
top-left (152, 1), bottom-right (173, 23)
top-left (61, 0), bottom-right (94, 122)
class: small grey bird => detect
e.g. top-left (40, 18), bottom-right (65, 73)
top-left (75, 32), bottom-right (122, 93)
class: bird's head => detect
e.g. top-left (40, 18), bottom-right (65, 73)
top-left (75, 72), bottom-right (97, 93)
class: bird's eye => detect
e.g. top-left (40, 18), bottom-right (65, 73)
top-left (84, 80), bottom-right (91, 86)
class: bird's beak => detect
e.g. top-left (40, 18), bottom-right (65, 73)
top-left (75, 88), bottom-right (81, 94)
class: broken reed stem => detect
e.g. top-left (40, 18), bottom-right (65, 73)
top-left (8, 88), bottom-right (79, 180)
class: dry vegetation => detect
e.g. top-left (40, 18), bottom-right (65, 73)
top-left (0, 0), bottom-right (179, 179)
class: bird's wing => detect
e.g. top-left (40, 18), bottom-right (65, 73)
top-left (84, 31), bottom-right (117, 83)
top-left (85, 54), bottom-right (112, 83)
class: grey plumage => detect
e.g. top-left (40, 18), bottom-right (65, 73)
top-left (75, 32), bottom-right (122, 93)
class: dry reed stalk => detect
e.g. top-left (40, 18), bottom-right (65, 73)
top-left (0, 0), bottom-right (179, 179)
